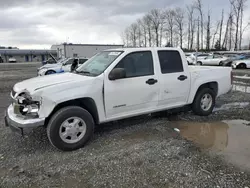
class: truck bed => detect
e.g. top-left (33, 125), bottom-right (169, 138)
top-left (188, 65), bottom-right (232, 99)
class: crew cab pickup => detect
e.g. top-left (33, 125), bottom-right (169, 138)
top-left (5, 48), bottom-right (232, 151)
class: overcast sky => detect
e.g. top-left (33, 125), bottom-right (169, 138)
top-left (0, 0), bottom-right (249, 49)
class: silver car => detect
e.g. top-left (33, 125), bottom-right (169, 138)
top-left (37, 57), bottom-right (88, 76)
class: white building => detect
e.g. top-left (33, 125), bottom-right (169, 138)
top-left (51, 43), bottom-right (124, 59)
top-left (0, 49), bottom-right (57, 63)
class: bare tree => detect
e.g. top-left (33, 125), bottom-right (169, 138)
top-left (187, 5), bottom-right (195, 50)
top-left (143, 15), bottom-right (153, 47)
top-left (165, 9), bottom-right (175, 47)
top-left (130, 23), bottom-right (138, 47)
top-left (228, 13), bottom-right (234, 50)
top-left (212, 21), bottom-right (220, 48)
top-left (205, 12), bottom-right (211, 50)
top-left (239, 1), bottom-right (249, 50)
top-left (196, 17), bottom-right (200, 50)
top-left (230, 0), bottom-right (246, 50)
top-left (194, 0), bottom-right (204, 49)
top-left (174, 8), bottom-right (185, 48)
top-left (218, 10), bottom-right (224, 49)
top-left (138, 19), bottom-right (147, 47)
top-left (148, 9), bottom-right (164, 47)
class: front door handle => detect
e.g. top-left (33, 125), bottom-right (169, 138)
top-left (146, 78), bottom-right (158, 85)
top-left (178, 75), bottom-right (188, 81)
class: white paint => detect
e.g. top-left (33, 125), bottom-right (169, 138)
top-left (9, 47), bottom-right (232, 124)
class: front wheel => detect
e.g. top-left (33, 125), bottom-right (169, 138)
top-left (192, 88), bottom-right (216, 116)
top-left (45, 70), bottom-right (56, 75)
top-left (47, 106), bottom-right (95, 151)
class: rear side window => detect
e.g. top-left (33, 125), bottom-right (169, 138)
top-left (115, 51), bottom-right (154, 78)
top-left (158, 50), bottom-right (183, 74)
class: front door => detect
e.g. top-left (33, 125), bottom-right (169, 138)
top-left (104, 51), bottom-right (159, 119)
top-left (62, 58), bottom-right (74, 72)
top-left (157, 50), bottom-right (190, 108)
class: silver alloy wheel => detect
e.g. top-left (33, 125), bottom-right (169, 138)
top-left (59, 117), bottom-right (87, 144)
top-left (200, 93), bottom-right (213, 111)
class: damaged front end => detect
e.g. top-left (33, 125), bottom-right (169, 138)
top-left (5, 89), bottom-right (47, 135)
top-left (12, 91), bottom-right (42, 119)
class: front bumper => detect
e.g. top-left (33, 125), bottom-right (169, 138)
top-left (5, 105), bottom-right (45, 135)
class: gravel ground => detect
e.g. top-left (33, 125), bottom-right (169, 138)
top-left (1, 63), bottom-right (250, 188)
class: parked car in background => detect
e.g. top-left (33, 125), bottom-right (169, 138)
top-left (220, 54), bottom-right (245, 67)
top-left (232, 56), bottom-right (250, 69)
top-left (8, 58), bottom-right (17, 63)
top-left (197, 54), bottom-right (228, 66)
top-left (186, 53), bottom-right (209, 65)
top-left (37, 57), bottom-right (88, 76)
top-left (6, 47), bottom-right (232, 151)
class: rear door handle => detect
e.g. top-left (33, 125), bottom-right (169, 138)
top-left (178, 75), bottom-right (188, 81)
top-left (146, 78), bottom-right (158, 85)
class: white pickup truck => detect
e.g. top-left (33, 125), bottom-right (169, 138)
top-left (5, 48), bottom-right (232, 151)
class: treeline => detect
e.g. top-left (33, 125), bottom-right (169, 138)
top-left (121, 0), bottom-right (248, 51)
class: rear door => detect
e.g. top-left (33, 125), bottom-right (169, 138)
top-left (104, 51), bottom-right (160, 119)
top-left (157, 50), bottom-right (190, 108)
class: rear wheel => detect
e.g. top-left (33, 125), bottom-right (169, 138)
top-left (219, 61), bottom-right (223, 66)
top-left (197, 61), bottom-right (202, 66)
top-left (47, 106), bottom-right (95, 151)
top-left (192, 88), bottom-right (216, 116)
top-left (237, 63), bottom-right (247, 69)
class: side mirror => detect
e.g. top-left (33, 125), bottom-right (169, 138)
top-left (109, 68), bottom-right (126, 80)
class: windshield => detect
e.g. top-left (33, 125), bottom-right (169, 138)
top-left (76, 51), bottom-right (123, 76)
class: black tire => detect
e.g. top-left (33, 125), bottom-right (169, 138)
top-left (192, 88), bottom-right (216, 116)
top-left (219, 61), bottom-right (223, 66)
top-left (197, 61), bottom-right (202, 66)
top-left (45, 70), bottom-right (56, 75)
top-left (47, 106), bottom-right (95, 151)
top-left (237, 63), bottom-right (246, 69)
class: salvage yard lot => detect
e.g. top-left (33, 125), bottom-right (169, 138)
top-left (1, 63), bottom-right (250, 188)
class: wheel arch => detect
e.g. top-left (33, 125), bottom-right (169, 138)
top-left (45, 97), bottom-right (99, 126)
top-left (45, 69), bottom-right (56, 75)
top-left (237, 62), bottom-right (247, 69)
top-left (189, 81), bottom-right (218, 103)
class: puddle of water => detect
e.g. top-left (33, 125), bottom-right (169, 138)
top-left (233, 84), bottom-right (250, 93)
top-left (171, 120), bottom-right (250, 171)
top-left (214, 102), bottom-right (250, 112)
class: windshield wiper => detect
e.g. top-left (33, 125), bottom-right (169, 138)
top-left (76, 70), bottom-right (90, 74)
top-left (75, 70), bottom-right (96, 76)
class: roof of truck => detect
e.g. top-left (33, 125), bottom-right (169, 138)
top-left (104, 47), bottom-right (182, 53)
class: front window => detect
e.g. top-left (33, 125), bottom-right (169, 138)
top-left (76, 51), bottom-right (123, 76)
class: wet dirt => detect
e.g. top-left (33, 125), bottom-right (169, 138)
top-left (171, 120), bottom-right (250, 172)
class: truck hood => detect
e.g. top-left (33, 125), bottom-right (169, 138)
top-left (13, 73), bottom-right (94, 94)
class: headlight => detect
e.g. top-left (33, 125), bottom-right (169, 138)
top-left (15, 92), bottom-right (42, 118)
